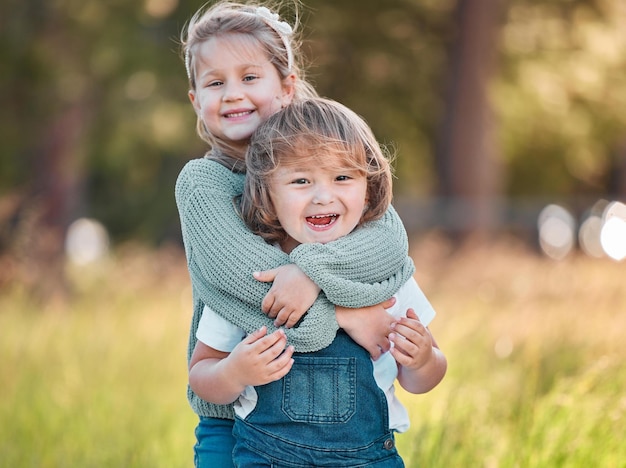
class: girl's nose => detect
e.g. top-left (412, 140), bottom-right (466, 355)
top-left (222, 82), bottom-right (244, 101)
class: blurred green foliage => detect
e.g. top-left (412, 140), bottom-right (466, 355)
top-left (1, 0), bottom-right (624, 243)
top-left (495, 0), bottom-right (626, 196)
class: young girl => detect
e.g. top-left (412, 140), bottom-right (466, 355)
top-left (189, 98), bottom-right (447, 467)
top-left (176, 2), bottom-right (417, 466)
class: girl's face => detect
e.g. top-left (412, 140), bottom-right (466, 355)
top-left (269, 151), bottom-right (368, 253)
top-left (189, 34), bottom-right (295, 153)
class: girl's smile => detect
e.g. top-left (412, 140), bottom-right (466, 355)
top-left (188, 33), bottom-right (295, 152)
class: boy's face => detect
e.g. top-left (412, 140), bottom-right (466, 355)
top-left (269, 150), bottom-right (368, 252)
top-left (189, 34), bottom-right (295, 152)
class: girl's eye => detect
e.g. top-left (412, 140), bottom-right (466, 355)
top-left (292, 178), bottom-right (308, 184)
top-left (336, 175), bottom-right (351, 181)
top-left (206, 80), bottom-right (223, 88)
top-left (243, 75), bottom-right (258, 82)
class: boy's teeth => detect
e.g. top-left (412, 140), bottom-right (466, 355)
top-left (307, 214), bottom-right (337, 226)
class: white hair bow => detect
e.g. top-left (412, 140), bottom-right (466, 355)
top-left (256, 6), bottom-right (294, 70)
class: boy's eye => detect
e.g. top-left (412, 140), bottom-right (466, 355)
top-left (206, 80), bottom-right (223, 88)
top-left (243, 75), bottom-right (258, 82)
top-left (336, 175), bottom-right (352, 181)
top-left (291, 178), bottom-right (308, 184)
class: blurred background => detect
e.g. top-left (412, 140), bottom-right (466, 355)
top-left (1, 0), bottom-right (625, 467)
top-left (1, 0), bottom-right (626, 293)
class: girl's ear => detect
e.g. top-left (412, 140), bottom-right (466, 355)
top-left (188, 90), bottom-right (201, 114)
top-left (280, 73), bottom-right (297, 107)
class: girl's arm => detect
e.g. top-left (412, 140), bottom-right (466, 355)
top-left (176, 158), bottom-right (413, 351)
top-left (289, 205), bottom-right (415, 307)
top-left (335, 298), bottom-right (397, 360)
top-left (255, 206), bottom-right (415, 329)
top-left (176, 159), bottom-right (338, 351)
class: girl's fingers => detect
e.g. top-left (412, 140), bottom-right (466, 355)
top-left (253, 268), bottom-right (279, 283)
top-left (261, 293), bottom-right (277, 316)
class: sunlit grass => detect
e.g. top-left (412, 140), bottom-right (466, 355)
top-left (1, 238), bottom-right (625, 467)
top-left (0, 245), bottom-right (197, 468)
top-left (396, 235), bottom-right (626, 468)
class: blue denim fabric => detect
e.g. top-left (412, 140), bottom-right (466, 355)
top-left (232, 331), bottom-right (404, 467)
top-left (194, 416), bottom-right (235, 468)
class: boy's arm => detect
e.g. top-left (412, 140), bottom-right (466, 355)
top-left (189, 328), bottom-right (294, 404)
top-left (396, 338), bottom-right (447, 394)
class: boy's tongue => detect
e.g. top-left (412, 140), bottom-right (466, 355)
top-left (307, 215), bottom-right (336, 226)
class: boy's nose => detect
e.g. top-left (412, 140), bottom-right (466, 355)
top-left (312, 186), bottom-right (334, 205)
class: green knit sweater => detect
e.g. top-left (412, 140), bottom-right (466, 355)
top-left (175, 157), bottom-right (415, 419)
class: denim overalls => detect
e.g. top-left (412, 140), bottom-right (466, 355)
top-left (232, 330), bottom-right (404, 468)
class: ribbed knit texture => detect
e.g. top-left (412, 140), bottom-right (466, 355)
top-left (291, 205), bottom-right (415, 306)
top-left (175, 157), bottom-right (415, 419)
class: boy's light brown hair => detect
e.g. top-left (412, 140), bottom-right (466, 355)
top-left (241, 98), bottom-right (394, 245)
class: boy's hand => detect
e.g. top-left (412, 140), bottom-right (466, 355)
top-left (254, 264), bottom-right (320, 328)
top-left (388, 308), bottom-right (434, 370)
top-left (227, 327), bottom-right (295, 387)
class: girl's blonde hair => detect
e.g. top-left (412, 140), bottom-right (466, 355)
top-left (180, 1), bottom-right (318, 157)
top-left (241, 98), bottom-right (394, 245)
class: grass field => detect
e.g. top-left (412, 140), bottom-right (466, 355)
top-left (1, 237), bottom-right (625, 467)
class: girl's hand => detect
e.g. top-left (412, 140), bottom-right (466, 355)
top-left (336, 297), bottom-right (397, 360)
top-left (388, 308), bottom-right (433, 370)
top-left (254, 264), bottom-right (321, 328)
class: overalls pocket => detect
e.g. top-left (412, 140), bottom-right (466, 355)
top-left (282, 356), bottom-right (356, 424)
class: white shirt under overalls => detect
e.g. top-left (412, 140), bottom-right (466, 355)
top-left (196, 276), bottom-right (435, 433)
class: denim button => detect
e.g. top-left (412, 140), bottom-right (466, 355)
top-left (383, 438), bottom-right (395, 450)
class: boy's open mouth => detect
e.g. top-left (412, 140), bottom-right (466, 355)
top-left (306, 214), bottom-right (338, 227)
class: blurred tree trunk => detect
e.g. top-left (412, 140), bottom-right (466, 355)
top-left (25, 101), bottom-right (88, 304)
top-left (435, 0), bottom-right (504, 243)
top-left (16, 1), bottom-right (91, 305)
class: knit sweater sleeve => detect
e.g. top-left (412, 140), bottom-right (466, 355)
top-left (175, 158), bottom-right (338, 352)
top-left (176, 158), bottom-right (414, 351)
top-left (289, 204), bottom-right (416, 307)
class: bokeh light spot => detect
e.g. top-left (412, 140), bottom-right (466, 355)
top-left (125, 71), bottom-right (157, 101)
top-left (494, 335), bottom-right (514, 359)
top-left (578, 215), bottom-right (604, 258)
top-left (65, 218), bottom-right (110, 266)
top-left (538, 204), bottom-right (576, 260)
top-left (600, 212), bottom-right (626, 261)
top-left (144, 0), bottom-right (179, 19)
